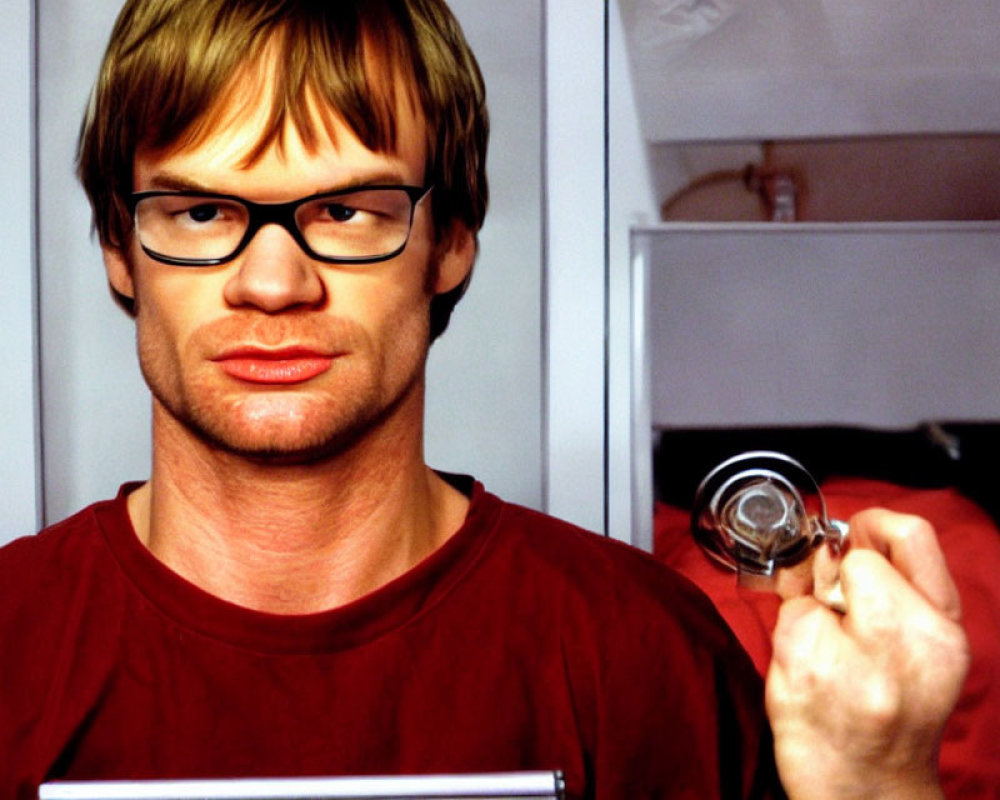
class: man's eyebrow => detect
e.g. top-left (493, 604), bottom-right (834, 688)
top-left (142, 170), bottom-right (416, 195)
top-left (144, 173), bottom-right (212, 192)
top-left (331, 170), bottom-right (413, 189)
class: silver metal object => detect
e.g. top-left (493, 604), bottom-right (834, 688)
top-left (691, 451), bottom-right (849, 610)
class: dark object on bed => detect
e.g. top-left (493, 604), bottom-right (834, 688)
top-left (653, 422), bottom-right (1000, 525)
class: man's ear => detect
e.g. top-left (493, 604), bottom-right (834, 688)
top-left (102, 244), bottom-right (135, 301)
top-left (432, 223), bottom-right (476, 296)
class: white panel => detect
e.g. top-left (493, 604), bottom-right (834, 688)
top-left (544, 0), bottom-right (608, 532)
top-left (627, 242), bottom-right (654, 551)
top-left (607, 0), bottom-right (659, 544)
top-left (637, 222), bottom-right (1000, 428)
top-left (38, 1), bottom-right (544, 523)
top-left (0, 0), bottom-right (41, 543)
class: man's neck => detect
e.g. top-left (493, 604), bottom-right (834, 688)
top-left (127, 406), bottom-right (470, 615)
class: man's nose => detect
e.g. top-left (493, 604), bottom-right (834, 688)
top-left (222, 224), bottom-right (326, 312)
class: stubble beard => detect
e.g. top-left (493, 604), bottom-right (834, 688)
top-left (139, 315), bottom-right (431, 467)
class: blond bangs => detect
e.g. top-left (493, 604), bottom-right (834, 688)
top-left (127, 11), bottom-right (421, 167)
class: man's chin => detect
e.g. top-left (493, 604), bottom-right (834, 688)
top-left (153, 374), bottom-right (417, 466)
top-left (198, 427), bottom-right (369, 466)
top-left (179, 403), bottom-right (377, 466)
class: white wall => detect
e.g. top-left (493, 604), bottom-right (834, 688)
top-left (425, 0), bottom-right (543, 507)
top-left (36, 0), bottom-right (544, 525)
top-left (38, 0), bottom-right (148, 525)
top-left (0, 0), bottom-right (41, 544)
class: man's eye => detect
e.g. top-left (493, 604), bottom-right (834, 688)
top-left (326, 204), bottom-right (358, 222)
top-left (185, 203), bottom-right (221, 223)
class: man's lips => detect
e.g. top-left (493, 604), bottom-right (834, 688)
top-left (213, 347), bottom-right (337, 385)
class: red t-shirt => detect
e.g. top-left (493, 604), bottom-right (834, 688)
top-left (654, 477), bottom-right (1000, 798)
top-left (0, 479), bottom-right (776, 800)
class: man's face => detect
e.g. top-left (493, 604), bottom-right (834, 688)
top-left (103, 88), bottom-right (473, 463)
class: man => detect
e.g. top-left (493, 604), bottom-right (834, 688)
top-left (0, 1), bottom-right (967, 797)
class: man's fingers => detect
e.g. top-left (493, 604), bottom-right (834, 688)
top-left (769, 594), bottom-right (840, 674)
top-left (767, 508), bottom-right (971, 799)
top-left (846, 509), bottom-right (962, 622)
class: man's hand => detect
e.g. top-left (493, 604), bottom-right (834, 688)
top-left (765, 509), bottom-right (970, 799)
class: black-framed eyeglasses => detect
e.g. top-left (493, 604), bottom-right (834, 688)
top-left (126, 184), bottom-right (433, 267)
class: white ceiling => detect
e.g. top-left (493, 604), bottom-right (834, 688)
top-left (620, 0), bottom-right (1000, 141)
